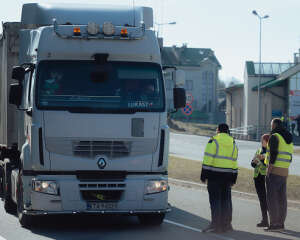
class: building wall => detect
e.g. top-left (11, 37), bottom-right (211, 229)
top-left (226, 88), bottom-right (243, 128)
top-left (178, 63), bottom-right (218, 113)
top-left (244, 74), bottom-right (274, 127)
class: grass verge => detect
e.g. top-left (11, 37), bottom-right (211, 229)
top-left (168, 155), bottom-right (300, 202)
top-left (169, 119), bottom-right (217, 137)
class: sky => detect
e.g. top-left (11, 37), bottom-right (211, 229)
top-left (1, 0), bottom-right (300, 83)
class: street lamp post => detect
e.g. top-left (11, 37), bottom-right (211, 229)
top-left (252, 10), bottom-right (269, 140)
top-left (155, 21), bottom-right (176, 38)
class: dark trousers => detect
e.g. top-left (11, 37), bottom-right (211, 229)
top-left (254, 174), bottom-right (268, 222)
top-left (266, 174), bottom-right (287, 227)
top-left (207, 180), bottom-right (232, 229)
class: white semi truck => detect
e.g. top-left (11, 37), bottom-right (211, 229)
top-left (0, 3), bottom-right (185, 227)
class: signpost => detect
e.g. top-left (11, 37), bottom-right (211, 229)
top-left (181, 103), bottom-right (193, 116)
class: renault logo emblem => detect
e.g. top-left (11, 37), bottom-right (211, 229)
top-left (97, 158), bottom-right (107, 169)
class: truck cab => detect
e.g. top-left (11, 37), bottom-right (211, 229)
top-left (0, 3), bottom-right (185, 227)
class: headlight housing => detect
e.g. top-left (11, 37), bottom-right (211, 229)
top-left (32, 180), bottom-right (59, 195)
top-left (145, 180), bottom-right (168, 195)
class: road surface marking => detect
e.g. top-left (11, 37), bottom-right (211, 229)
top-left (164, 219), bottom-right (203, 233)
top-left (0, 236), bottom-right (7, 240)
top-left (164, 219), bottom-right (236, 240)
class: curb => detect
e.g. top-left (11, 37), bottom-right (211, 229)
top-left (168, 178), bottom-right (300, 210)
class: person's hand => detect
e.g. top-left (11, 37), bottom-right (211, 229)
top-left (258, 154), bottom-right (265, 160)
top-left (252, 158), bottom-right (259, 164)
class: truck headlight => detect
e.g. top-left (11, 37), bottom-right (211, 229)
top-left (145, 180), bottom-right (168, 195)
top-left (32, 180), bottom-right (59, 195)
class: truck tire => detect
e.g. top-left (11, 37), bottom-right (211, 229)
top-left (3, 163), bottom-right (16, 214)
top-left (17, 172), bottom-right (32, 228)
top-left (4, 197), bottom-right (16, 214)
top-left (138, 213), bottom-right (165, 226)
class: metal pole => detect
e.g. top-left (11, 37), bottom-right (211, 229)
top-left (257, 17), bottom-right (262, 140)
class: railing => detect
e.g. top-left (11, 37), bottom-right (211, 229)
top-left (230, 125), bottom-right (270, 141)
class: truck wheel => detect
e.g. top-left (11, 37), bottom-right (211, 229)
top-left (138, 213), bottom-right (165, 226)
top-left (17, 173), bottom-right (32, 228)
top-left (3, 165), bottom-right (16, 214)
top-left (0, 166), bottom-right (4, 197)
top-left (4, 197), bottom-right (16, 214)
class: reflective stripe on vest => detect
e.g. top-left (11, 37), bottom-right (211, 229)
top-left (265, 133), bottom-right (293, 168)
top-left (202, 165), bottom-right (238, 173)
top-left (203, 133), bottom-right (238, 171)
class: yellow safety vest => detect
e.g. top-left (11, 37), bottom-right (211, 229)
top-left (265, 133), bottom-right (293, 168)
top-left (253, 148), bottom-right (267, 178)
top-left (203, 133), bottom-right (238, 173)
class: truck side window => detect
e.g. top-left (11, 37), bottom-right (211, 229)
top-left (22, 71), bottom-right (32, 109)
top-left (27, 69), bottom-right (34, 105)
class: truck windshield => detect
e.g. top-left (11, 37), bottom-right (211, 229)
top-left (36, 61), bottom-right (165, 113)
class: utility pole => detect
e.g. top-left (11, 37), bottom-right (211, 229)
top-left (252, 10), bottom-right (269, 140)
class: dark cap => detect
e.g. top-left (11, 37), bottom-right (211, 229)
top-left (218, 123), bottom-right (230, 134)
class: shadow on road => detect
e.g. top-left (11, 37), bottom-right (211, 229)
top-left (277, 230), bottom-right (300, 238)
top-left (167, 207), bottom-right (298, 240)
top-left (12, 207), bottom-right (299, 240)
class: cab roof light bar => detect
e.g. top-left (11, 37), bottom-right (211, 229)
top-left (52, 19), bottom-right (145, 40)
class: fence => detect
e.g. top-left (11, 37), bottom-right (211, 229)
top-left (230, 125), bottom-right (269, 141)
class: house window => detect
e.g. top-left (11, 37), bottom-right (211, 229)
top-left (186, 80), bottom-right (193, 90)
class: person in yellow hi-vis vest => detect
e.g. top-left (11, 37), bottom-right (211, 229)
top-left (201, 123), bottom-right (238, 233)
top-left (264, 118), bottom-right (293, 232)
top-left (251, 134), bottom-right (270, 228)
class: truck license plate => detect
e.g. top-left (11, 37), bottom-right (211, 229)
top-left (87, 202), bottom-right (117, 210)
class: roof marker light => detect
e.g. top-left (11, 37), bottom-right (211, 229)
top-left (103, 22), bottom-right (115, 36)
top-left (87, 22), bottom-right (100, 35)
top-left (120, 28), bottom-right (128, 37)
top-left (73, 27), bottom-right (81, 36)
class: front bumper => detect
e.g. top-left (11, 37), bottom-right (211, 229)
top-left (23, 206), bottom-right (172, 216)
top-left (23, 174), bottom-right (170, 214)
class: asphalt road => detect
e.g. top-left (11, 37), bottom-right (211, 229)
top-left (0, 183), bottom-right (299, 240)
top-left (170, 132), bottom-right (300, 176)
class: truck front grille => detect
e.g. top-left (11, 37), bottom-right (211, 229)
top-left (72, 141), bottom-right (131, 158)
top-left (45, 137), bottom-right (157, 159)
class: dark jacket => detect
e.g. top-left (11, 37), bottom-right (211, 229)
top-left (269, 127), bottom-right (293, 164)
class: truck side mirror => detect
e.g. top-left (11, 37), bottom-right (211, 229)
top-left (9, 83), bottom-right (23, 107)
top-left (12, 66), bottom-right (25, 81)
top-left (173, 88), bottom-right (186, 109)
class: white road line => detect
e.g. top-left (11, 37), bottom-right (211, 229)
top-left (164, 219), bottom-right (203, 233)
top-left (164, 219), bottom-right (236, 240)
top-left (0, 236), bottom-right (7, 240)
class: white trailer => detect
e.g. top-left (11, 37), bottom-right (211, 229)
top-left (0, 3), bottom-right (185, 228)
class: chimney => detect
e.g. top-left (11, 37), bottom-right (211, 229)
top-left (294, 53), bottom-right (298, 64)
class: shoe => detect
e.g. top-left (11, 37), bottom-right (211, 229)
top-left (257, 221), bottom-right (269, 227)
top-left (223, 224), bottom-right (234, 232)
top-left (264, 225), bottom-right (282, 232)
top-left (202, 225), bottom-right (223, 233)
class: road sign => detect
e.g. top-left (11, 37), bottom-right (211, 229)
top-left (182, 103), bottom-right (193, 116)
top-left (186, 93), bottom-right (194, 104)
